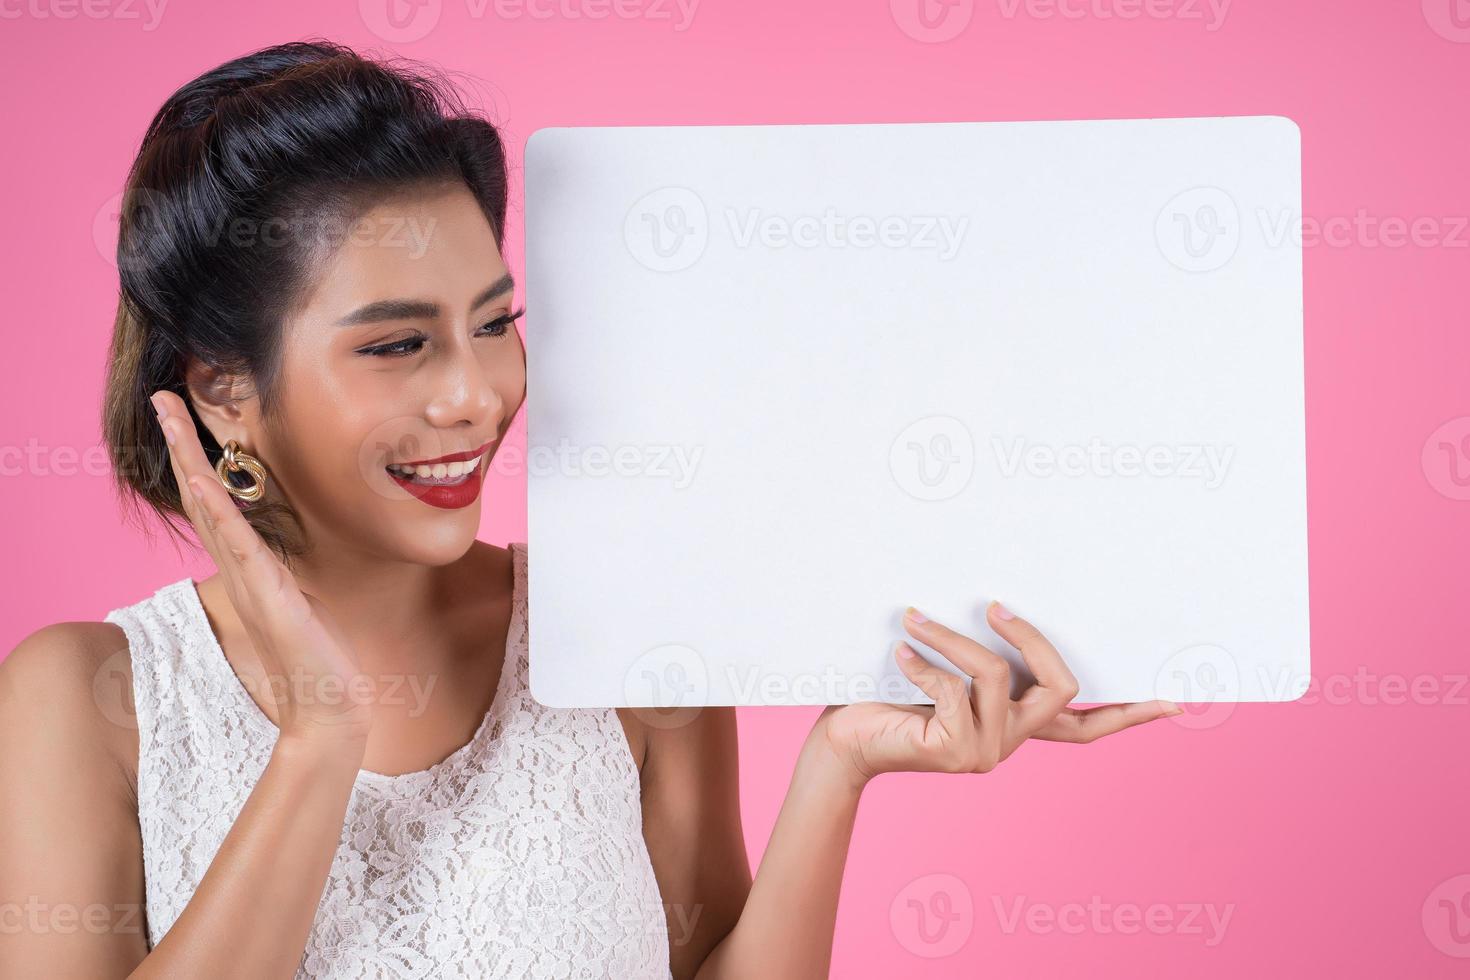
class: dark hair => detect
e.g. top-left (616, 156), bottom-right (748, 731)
top-left (101, 40), bottom-right (509, 562)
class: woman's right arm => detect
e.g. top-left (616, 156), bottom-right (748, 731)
top-left (1, 390), bottom-right (378, 978)
top-left (0, 622), bottom-right (149, 977)
top-left (0, 625), bottom-right (366, 979)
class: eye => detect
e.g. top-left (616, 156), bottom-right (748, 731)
top-left (477, 306), bottom-right (526, 338)
top-left (357, 334), bottom-right (426, 358)
top-left (355, 307), bottom-right (525, 358)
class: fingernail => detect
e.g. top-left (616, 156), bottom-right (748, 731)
top-left (1160, 701), bottom-right (1184, 717)
top-left (990, 601), bottom-right (1015, 621)
top-left (149, 393), bottom-right (168, 420)
top-left (162, 420), bottom-right (175, 447)
top-left (904, 606), bottom-right (929, 625)
top-left (896, 642), bottom-right (916, 660)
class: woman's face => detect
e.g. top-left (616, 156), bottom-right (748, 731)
top-left (251, 182), bottom-right (525, 566)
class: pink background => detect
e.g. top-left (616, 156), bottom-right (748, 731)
top-left (3, 0), bottom-right (1468, 975)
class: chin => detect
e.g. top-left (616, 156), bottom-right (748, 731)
top-left (390, 515), bottom-right (482, 567)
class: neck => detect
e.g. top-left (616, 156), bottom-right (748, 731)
top-left (284, 536), bottom-right (479, 676)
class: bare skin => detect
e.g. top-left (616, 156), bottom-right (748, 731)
top-left (0, 182), bottom-right (1178, 979)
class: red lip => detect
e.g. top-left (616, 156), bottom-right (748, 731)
top-left (387, 461), bottom-right (486, 510)
top-left (393, 440), bottom-right (495, 467)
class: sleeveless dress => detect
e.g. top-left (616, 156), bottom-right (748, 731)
top-left (103, 541), bottom-right (673, 979)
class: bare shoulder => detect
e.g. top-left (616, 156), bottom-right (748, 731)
top-left (0, 621), bottom-right (139, 785)
top-left (2, 620), bottom-right (133, 702)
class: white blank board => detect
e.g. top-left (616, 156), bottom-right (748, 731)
top-left (525, 116), bottom-right (1308, 708)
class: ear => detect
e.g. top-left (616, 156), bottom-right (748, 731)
top-left (183, 357), bottom-right (259, 450)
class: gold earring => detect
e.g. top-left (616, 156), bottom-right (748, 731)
top-left (215, 439), bottom-right (269, 504)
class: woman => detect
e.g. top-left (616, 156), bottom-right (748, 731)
top-left (0, 40), bottom-right (1180, 979)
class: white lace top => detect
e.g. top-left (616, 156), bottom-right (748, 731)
top-left (104, 542), bottom-right (672, 979)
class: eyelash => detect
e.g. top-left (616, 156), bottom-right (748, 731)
top-left (357, 307), bottom-right (526, 358)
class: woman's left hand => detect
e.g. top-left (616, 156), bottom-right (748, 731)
top-left (811, 601), bottom-right (1181, 791)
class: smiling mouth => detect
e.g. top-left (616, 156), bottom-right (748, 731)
top-left (384, 441), bottom-right (494, 486)
top-left (385, 454), bottom-right (484, 486)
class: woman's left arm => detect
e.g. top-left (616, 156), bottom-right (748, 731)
top-left (640, 600), bottom-right (1182, 980)
top-left (631, 703), bottom-right (752, 978)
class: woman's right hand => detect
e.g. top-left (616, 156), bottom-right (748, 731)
top-left (149, 390), bottom-right (375, 748)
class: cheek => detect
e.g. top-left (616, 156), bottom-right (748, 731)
top-left (272, 359), bottom-right (397, 501)
top-left (273, 409), bottom-right (372, 503)
top-left (491, 336), bottom-right (527, 413)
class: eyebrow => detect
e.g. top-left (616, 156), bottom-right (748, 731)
top-left (337, 273), bottom-right (517, 327)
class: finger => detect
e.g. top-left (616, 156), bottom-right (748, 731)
top-left (153, 392), bottom-right (272, 616)
top-left (902, 607), bottom-right (1009, 755)
top-left (184, 473), bottom-right (316, 647)
top-left (150, 391), bottom-right (230, 571)
top-left (986, 602), bottom-right (1080, 734)
top-left (183, 475), bottom-right (287, 606)
top-left (1032, 700), bottom-right (1182, 743)
top-left (893, 642), bottom-right (973, 744)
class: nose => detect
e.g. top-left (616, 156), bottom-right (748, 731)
top-left (425, 337), bottom-right (503, 432)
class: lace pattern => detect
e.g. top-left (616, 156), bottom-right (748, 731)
top-left (104, 542), bottom-right (672, 979)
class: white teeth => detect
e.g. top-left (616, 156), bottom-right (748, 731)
top-left (386, 450), bottom-right (486, 485)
